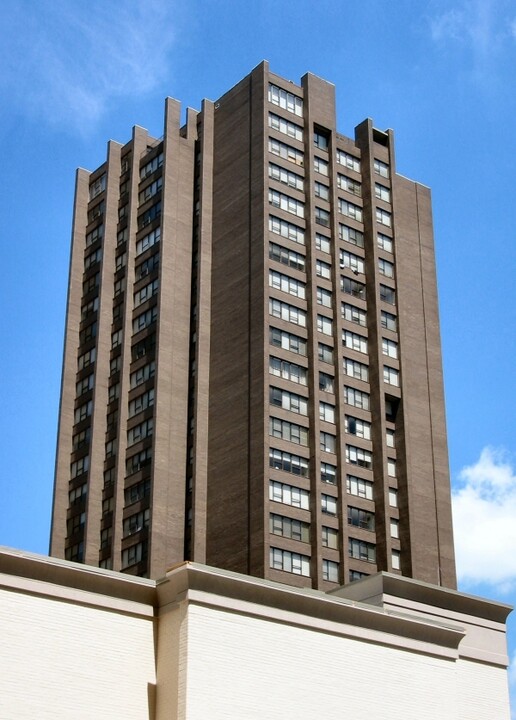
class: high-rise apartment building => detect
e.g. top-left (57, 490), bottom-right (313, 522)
top-left (50, 61), bottom-right (456, 590)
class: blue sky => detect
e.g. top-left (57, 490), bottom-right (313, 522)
top-left (1, 0), bottom-right (515, 708)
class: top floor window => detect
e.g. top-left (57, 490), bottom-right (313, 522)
top-left (314, 128), bottom-right (329, 151)
top-left (374, 159), bottom-right (390, 178)
top-left (268, 83), bottom-right (303, 117)
top-left (336, 150), bottom-right (360, 173)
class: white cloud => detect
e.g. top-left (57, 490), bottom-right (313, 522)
top-left (452, 447), bottom-right (516, 592)
top-left (0, 0), bottom-right (178, 134)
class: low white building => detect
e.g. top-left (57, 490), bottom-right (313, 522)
top-left (0, 546), bottom-right (511, 719)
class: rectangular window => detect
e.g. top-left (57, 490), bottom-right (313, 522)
top-left (127, 418), bottom-right (153, 446)
top-left (136, 252), bottom-right (160, 280)
top-left (138, 201), bottom-right (161, 228)
top-left (269, 448), bottom-right (309, 477)
top-left (269, 242), bottom-right (305, 272)
top-left (317, 315), bottom-right (333, 336)
top-left (342, 303), bottom-right (366, 327)
top-left (392, 550), bottom-right (401, 570)
top-left (268, 112), bottom-right (303, 141)
top-left (315, 207), bottom-right (330, 227)
top-left (390, 519), bottom-right (399, 538)
top-left (315, 233), bottom-right (331, 254)
top-left (89, 174), bottom-right (106, 200)
top-left (76, 373), bottom-right (94, 396)
top-left (320, 432), bottom-right (336, 453)
top-left (84, 248), bottom-right (102, 270)
top-left (321, 462), bottom-right (337, 484)
top-left (339, 224), bottom-right (364, 248)
top-left (375, 183), bottom-right (391, 202)
top-left (387, 459), bottom-right (397, 477)
top-left (269, 327), bottom-right (307, 356)
top-left (270, 513), bottom-right (310, 543)
top-left (386, 429), bottom-right (395, 448)
top-left (348, 538), bottom-right (376, 563)
top-left (382, 338), bottom-right (398, 359)
top-left (269, 162), bottom-right (304, 191)
top-left (269, 480), bottom-right (309, 509)
top-left (336, 150), bottom-right (360, 172)
top-left (123, 508), bottom-right (150, 537)
top-left (376, 207), bottom-right (392, 227)
top-left (139, 177), bottom-right (162, 205)
top-left (346, 445), bottom-right (373, 469)
top-left (69, 483), bottom-right (87, 506)
top-left (268, 83), bottom-right (303, 116)
top-left (269, 138), bottom-right (304, 166)
top-left (344, 386), bottom-right (370, 410)
top-left (269, 417), bottom-right (308, 446)
top-left (314, 181), bottom-right (330, 200)
top-left (269, 298), bottom-right (306, 327)
top-left (322, 494), bottom-right (337, 515)
top-left (130, 361), bottom-right (155, 388)
top-left (269, 270), bottom-right (305, 299)
top-left (318, 343), bottom-right (334, 364)
top-left (322, 559), bottom-right (339, 582)
top-left (339, 199), bottom-right (363, 222)
top-left (378, 258), bottom-right (394, 278)
top-left (343, 330), bottom-right (368, 354)
top-left (319, 402), bottom-right (335, 424)
top-left (377, 233), bottom-right (393, 253)
top-left (74, 400), bottom-right (92, 424)
top-left (322, 527), bottom-right (338, 549)
top-left (348, 506), bottom-right (375, 531)
top-left (384, 366), bottom-right (399, 387)
top-left (78, 348), bottom-right (96, 370)
top-left (340, 250), bottom-right (364, 274)
top-left (270, 547), bottom-right (310, 576)
top-left (128, 388), bottom-right (155, 418)
top-left (134, 279), bottom-right (159, 308)
top-left (314, 128), bottom-right (329, 150)
top-left (337, 174), bottom-right (361, 196)
top-left (269, 189), bottom-right (304, 218)
top-left (70, 455), bottom-right (89, 479)
top-left (316, 287), bottom-right (332, 308)
top-left (347, 475), bottom-right (374, 500)
top-left (381, 310), bottom-right (397, 331)
top-left (124, 478), bottom-right (151, 505)
top-left (379, 284), bottom-right (396, 305)
top-left (374, 158), bottom-right (390, 178)
top-left (389, 488), bottom-right (398, 507)
top-left (126, 449), bottom-right (152, 475)
top-left (133, 306), bottom-right (157, 333)
top-left (345, 415), bottom-right (371, 440)
top-left (140, 152), bottom-right (163, 179)
top-left (316, 259), bottom-right (331, 279)
top-left (270, 387), bottom-right (308, 416)
top-left (319, 372), bottom-right (334, 393)
top-left (314, 156), bottom-right (329, 176)
top-left (136, 227), bottom-right (161, 256)
top-left (341, 277), bottom-right (366, 300)
top-left (85, 225), bottom-right (104, 248)
top-left (269, 356), bottom-right (307, 385)
top-left (88, 201), bottom-right (104, 223)
top-left (269, 215), bottom-right (305, 245)
top-left (343, 359), bottom-right (369, 383)
top-left (121, 540), bottom-right (148, 569)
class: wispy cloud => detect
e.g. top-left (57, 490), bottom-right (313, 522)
top-left (452, 447), bottom-right (516, 593)
top-left (0, 0), bottom-right (178, 135)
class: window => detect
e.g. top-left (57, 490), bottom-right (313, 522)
top-left (269, 298), bottom-right (306, 327)
top-left (69, 483), bottom-right (87, 506)
top-left (269, 270), bottom-right (305, 299)
top-left (269, 215), bottom-right (305, 245)
top-left (336, 150), bottom-right (360, 172)
top-left (140, 152), bottom-right (163, 179)
top-left (133, 306), bottom-right (157, 333)
top-left (378, 258), bottom-right (394, 278)
top-left (389, 488), bottom-right (398, 507)
top-left (317, 315), bottom-right (333, 336)
top-left (341, 277), bottom-right (365, 300)
top-left (320, 432), bottom-right (336, 453)
top-left (319, 372), bottom-right (334, 393)
top-left (314, 128), bottom-right (329, 150)
top-left (269, 162), bottom-right (304, 191)
top-left (349, 538), bottom-right (376, 563)
top-left (269, 417), bottom-right (308, 446)
top-left (268, 83), bottom-right (303, 116)
top-left (375, 183), bottom-right (390, 202)
top-left (377, 233), bottom-right (393, 253)
top-left (342, 303), bottom-right (366, 327)
top-left (136, 227), bottom-right (161, 256)
top-left (376, 207), bottom-right (391, 227)
top-left (269, 448), bottom-right (309, 477)
top-left (319, 402), bottom-right (335, 423)
top-left (123, 508), bottom-right (150, 537)
top-left (270, 547), bottom-right (310, 576)
top-left (322, 559), bottom-right (339, 582)
top-left (392, 550), bottom-right (401, 570)
top-left (138, 201), bottom-right (161, 228)
top-left (343, 359), bottom-right (369, 383)
top-left (121, 540), bottom-right (148, 569)
top-left (321, 462), bottom-right (336, 484)
top-left (269, 138), bottom-right (304, 166)
top-left (381, 310), bottom-right (397, 331)
top-left (382, 338), bottom-right (398, 358)
top-left (78, 348), bottom-right (96, 370)
top-left (83, 272), bottom-right (99, 295)
top-left (346, 445), bottom-right (373, 469)
top-left (65, 542), bottom-right (84, 562)
top-left (67, 512), bottom-right (86, 536)
top-left (72, 428), bottom-right (90, 451)
top-left (76, 373), bottom-right (94, 396)
top-left (348, 506), bottom-right (375, 531)
top-left (79, 322), bottom-right (97, 345)
top-left (347, 475), bottom-right (374, 500)
top-left (127, 418), bottom-right (153, 446)
top-left (322, 527), bottom-right (338, 549)
top-left (269, 327), bottom-right (307, 356)
top-left (126, 448), bottom-right (153, 475)
top-left (71, 455), bottom-right (89, 479)
top-left (136, 252), bottom-right (160, 280)
top-left (322, 494), bottom-right (337, 515)
top-left (269, 480), bottom-right (309, 509)
top-left (340, 250), bottom-right (364, 274)
top-left (339, 199), bottom-right (363, 222)
top-left (316, 260), bottom-right (331, 279)
top-left (268, 112), bottom-right (303, 141)
top-left (386, 429), bottom-right (395, 448)
top-left (318, 343), bottom-right (333, 364)
top-left (345, 416), bottom-right (371, 440)
top-left (316, 287), bottom-right (332, 308)
top-left (374, 158), bottom-right (389, 178)
top-left (139, 177), bottom-right (162, 205)
top-left (84, 248), bottom-right (102, 270)
top-left (387, 459), bottom-right (397, 477)
top-left (343, 330), bottom-right (367, 354)
top-left (88, 201), bottom-right (104, 223)
top-left (349, 570), bottom-right (369, 582)
top-left (85, 225), bottom-right (104, 248)
top-left (339, 224), bottom-right (364, 248)
top-left (269, 242), bottom-right (305, 272)
top-left (337, 174), bottom-right (361, 196)
top-left (130, 361), bottom-right (155, 388)
top-left (269, 356), bottom-right (307, 385)
top-left (81, 297), bottom-right (99, 321)
top-left (379, 284), bottom-right (396, 305)
top-left (315, 233), bottom-right (331, 253)
top-left (108, 382), bottom-right (120, 403)
top-left (314, 181), bottom-right (330, 200)
top-left (269, 189), bottom-right (304, 218)
top-left (390, 519), bottom-right (399, 538)
top-left (270, 387), bottom-right (308, 416)
top-left (270, 514), bottom-right (310, 543)
top-left (115, 252), bottom-right (127, 271)
top-left (384, 366), bottom-right (399, 386)
top-left (125, 479), bottom-right (151, 505)
top-left (111, 330), bottom-right (123, 349)
top-left (314, 156), bottom-right (329, 176)
top-left (128, 388), bottom-right (155, 417)
top-left (134, 279), bottom-right (159, 307)
top-left (74, 400), bottom-right (92, 424)
top-left (315, 207), bottom-right (330, 227)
